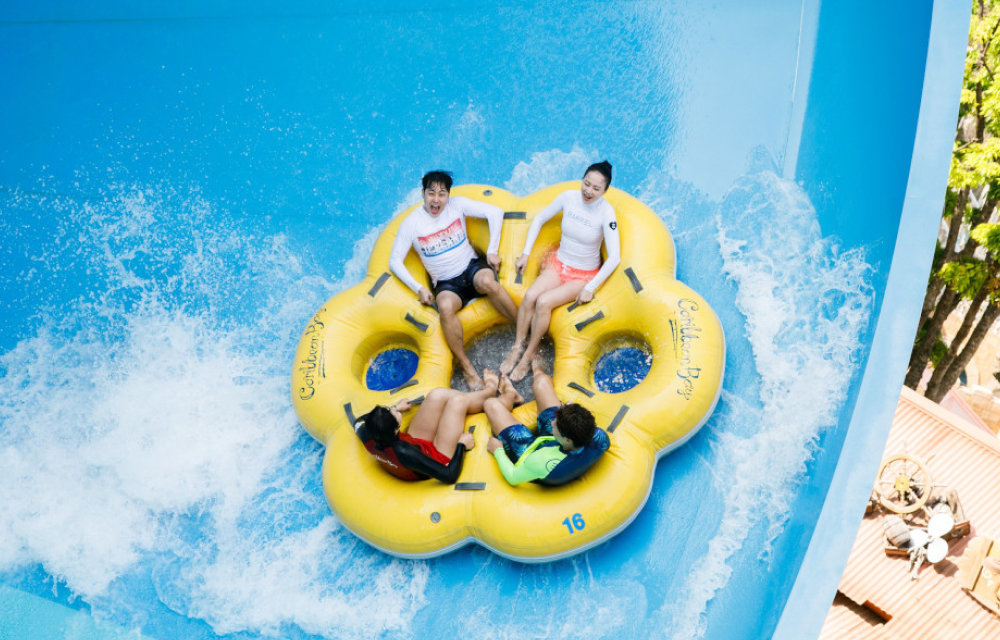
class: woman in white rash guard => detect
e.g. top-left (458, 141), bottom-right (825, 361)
top-left (500, 161), bottom-right (620, 382)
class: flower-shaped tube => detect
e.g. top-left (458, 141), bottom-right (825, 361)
top-left (291, 183), bottom-right (725, 561)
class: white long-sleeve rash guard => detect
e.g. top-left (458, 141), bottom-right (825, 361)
top-left (520, 190), bottom-right (621, 294)
top-left (388, 195), bottom-right (504, 294)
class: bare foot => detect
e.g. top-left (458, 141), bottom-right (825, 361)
top-left (499, 375), bottom-right (524, 405)
top-left (509, 357), bottom-right (531, 383)
top-left (531, 353), bottom-right (549, 377)
top-left (464, 368), bottom-right (484, 391)
top-left (482, 368), bottom-right (499, 393)
top-left (499, 343), bottom-right (523, 376)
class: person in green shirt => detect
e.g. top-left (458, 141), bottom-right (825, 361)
top-left (485, 357), bottom-right (610, 486)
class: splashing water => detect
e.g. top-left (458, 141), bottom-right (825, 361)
top-left (0, 148), bottom-right (872, 639)
top-left (661, 160), bottom-right (873, 639)
top-left (0, 184), bottom-right (432, 638)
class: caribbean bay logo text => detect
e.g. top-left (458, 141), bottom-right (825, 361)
top-left (674, 299), bottom-right (702, 400)
top-left (297, 311), bottom-right (326, 401)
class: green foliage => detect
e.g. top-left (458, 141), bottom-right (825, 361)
top-left (930, 241), bottom-right (946, 280)
top-left (942, 188), bottom-right (958, 219)
top-left (939, 259), bottom-right (989, 298)
top-left (952, 3), bottom-right (1000, 191)
top-left (930, 338), bottom-right (949, 368)
top-left (911, 2), bottom-right (1000, 390)
top-left (952, 139), bottom-right (1000, 189)
top-left (971, 222), bottom-right (1000, 251)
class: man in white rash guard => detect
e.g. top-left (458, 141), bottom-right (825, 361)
top-left (388, 170), bottom-right (518, 389)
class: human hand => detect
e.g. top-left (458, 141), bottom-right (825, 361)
top-left (394, 399), bottom-right (412, 412)
top-left (487, 437), bottom-right (502, 454)
top-left (459, 432), bottom-right (475, 450)
top-left (418, 287), bottom-right (435, 306)
top-left (486, 253), bottom-right (501, 272)
top-left (575, 289), bottom-right (594, 304)
top-left (515, 254), bottom-right (528, 274)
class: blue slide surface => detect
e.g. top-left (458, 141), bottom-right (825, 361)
top-left (0, 1), bottom-right (968, 638)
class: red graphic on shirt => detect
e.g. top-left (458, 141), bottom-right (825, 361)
top-left (418, 218), bottom-right (466, 257)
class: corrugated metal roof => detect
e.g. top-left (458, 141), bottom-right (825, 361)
top-left (820, 387), bottom-right (1000, 640)
top-left (818, 593), bottom-right (892, 640)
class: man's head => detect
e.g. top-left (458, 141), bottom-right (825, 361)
top-left (552, 403), bottom-right (597, 451)
top-left (421, 170), bottom-right (453, 216)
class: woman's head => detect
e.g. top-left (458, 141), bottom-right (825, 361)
top-left (359, 405), bottom-right (400, 447)
top-left (581, 160), bottom-right (612, 204)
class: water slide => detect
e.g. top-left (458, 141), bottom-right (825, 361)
top-left (0, 1), bottom-right (969, 639)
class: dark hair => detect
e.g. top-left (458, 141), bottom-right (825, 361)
top-left (555, 403), bottom-right (597, 448)
top-left (422, 170), bottom-right (453, 192)
top-left (583, 161), bottom-right (613, 189)
top-left (360, 406), bottom-right (399, 448)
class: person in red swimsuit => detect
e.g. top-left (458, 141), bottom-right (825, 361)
top-left (353, 370), bottom-right (499, 483)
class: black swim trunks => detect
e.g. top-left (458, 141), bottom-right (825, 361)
top-left (433, 255), bottom-right (496, 308)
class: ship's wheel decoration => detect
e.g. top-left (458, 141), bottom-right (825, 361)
top-left (875, 453), bottom-right (932, 515)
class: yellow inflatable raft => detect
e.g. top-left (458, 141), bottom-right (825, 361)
top-left (291, 182), bottom-right (725, 562)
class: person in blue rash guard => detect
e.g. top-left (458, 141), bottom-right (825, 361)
top-left (354, 370), bottom-right (499, 484)
top-left (484, 357), bottom-right (610, 486)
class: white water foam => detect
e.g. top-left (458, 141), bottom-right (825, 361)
top-left (0, 185), bottom-right (432, 638)
top-left (660, 159), bottom-right (873, 638)
top-left (0, 149), bottom-right (874, 640)
top-left (504, 145), bottom-right (601, 197)
top-left (431, 552), bottom-right (646, 640)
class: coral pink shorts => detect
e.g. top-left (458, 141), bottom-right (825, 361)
top-left (544, 250), bottom-right (600, 284)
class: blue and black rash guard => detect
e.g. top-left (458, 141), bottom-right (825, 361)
top-left (353, 421), bottom-right (467, 484)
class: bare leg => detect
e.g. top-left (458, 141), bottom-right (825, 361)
top-left (501, 269), bottom-right (561, 375)
top-left (406, 387), bottom-right (462, 439)
top-left (498, 374), bottom-right (524, 406)
top-left (431, 370), bottom-right (499, 457)
top-left (436, 291), bottom-right (483, 390)
top-left (473, 269), bottom-right (518, 323)
top-left (510, 280), bottom-right (587, 382)
top-left (531, 354), bottom-right (560, 412)
top-left (408, 371), bottom-right (499, 457)
top-left (484, 379), bottom-right (526, 436)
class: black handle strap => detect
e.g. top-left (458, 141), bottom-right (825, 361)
top-left (607, 405), bottom-right (629, 433)
top-left (389, 379), bottom-right (418, 394)
top-left (567, 382), bottom-right (595, 398)
top-left (575, 311), bottom-right (604, 332)
top-left (368, 272), bottom-right (391, 297)
top-left (405, 313), bottom-right (429, 332)
top-left (624, 267), bottom-right (643, 293)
